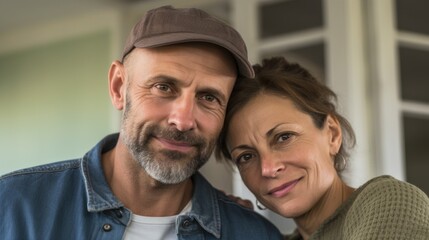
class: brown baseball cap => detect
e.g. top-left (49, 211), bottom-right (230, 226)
top-left (121, 5), bottom-right (254, 78)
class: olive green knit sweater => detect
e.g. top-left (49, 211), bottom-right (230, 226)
top-left (286, 175), bottom-right (429, 240)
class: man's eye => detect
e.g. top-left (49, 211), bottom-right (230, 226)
top-left (200, 94), bottom-right (218, 103)
top-left (154, 83), bottom-right (171, 92)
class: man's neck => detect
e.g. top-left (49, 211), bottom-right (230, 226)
top-left (102, 140), bottom-right (193, 216)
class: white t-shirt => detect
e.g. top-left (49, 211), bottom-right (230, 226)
top-left (123, 201), bottom-right (192, 240)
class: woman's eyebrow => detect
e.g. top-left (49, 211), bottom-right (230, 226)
top-left (230, 144), bottom-right (253, 154)
top-left (266, 123), bottom-right (284, 137)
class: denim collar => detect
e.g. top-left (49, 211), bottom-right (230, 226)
top-left (81, 133), bottom-right (123, 212)
top-left (81, 133), bottom-right (221, 237)
top-left (187, 171), bottom-right (221, 238)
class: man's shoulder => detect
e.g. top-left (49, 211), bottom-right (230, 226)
top-left (0, 159), bottom-right (82, 192)
top-left (216, 192), bottom-right (283, 237)
top-left (192, 173), bottom-right (261, 217)
top-left (215, 190), bottom-right (259, 215)
top-left (1, 159), bottom-right (81, 179)
top-left (191, 173), bottom-right (283, 238)
top-left (192, 173), bottom-right (269, 221)
top-left (0, 159), bottom-right (84, 214)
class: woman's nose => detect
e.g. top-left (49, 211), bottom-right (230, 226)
top-left (167, 95), bottom-right (197, 132)
top-left (260, 153), bottom-right (285, 178)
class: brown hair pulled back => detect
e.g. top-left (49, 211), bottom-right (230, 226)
top-left (216, 57), bottom-right (356, 173)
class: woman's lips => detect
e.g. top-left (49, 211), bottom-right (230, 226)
top-left (268, 178), bottom-right (302, 197)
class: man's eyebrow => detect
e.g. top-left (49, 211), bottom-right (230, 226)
top-left (149, 75), bottom-right (181, 84)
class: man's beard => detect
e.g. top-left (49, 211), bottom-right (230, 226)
top-left (120, 99), bottom-right (214, 184)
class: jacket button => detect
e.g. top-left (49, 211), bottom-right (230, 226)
top-left (103, 224), bottom-right (112, 232)
top-left (181, 219), bottom-right (192, 228)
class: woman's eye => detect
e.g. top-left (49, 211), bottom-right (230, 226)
top-left (236, 153), bottom-right (254, 165)
top-left (277, 133), bottom-right (293, 143)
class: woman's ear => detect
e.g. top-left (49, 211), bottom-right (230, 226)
top-left (108, 60), bottom-right (126, 110)
top-left (326, 115), bottom-right (342, 156)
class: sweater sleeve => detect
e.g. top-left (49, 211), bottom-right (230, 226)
top-left (344, 176), bottom-right (429, 239)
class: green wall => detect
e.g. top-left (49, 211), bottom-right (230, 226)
top-left (0, 30), bottom-right (115, 175)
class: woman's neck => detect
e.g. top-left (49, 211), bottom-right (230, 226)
top-left (294, 177), bottom-right (355, 239)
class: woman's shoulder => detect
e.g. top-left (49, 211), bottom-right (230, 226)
top-left (351, 175), bottom-right (429, 214)
top-left (356, 175), bottom-right (428, 204)
top-left (345, 175), bottom-right (429, 239)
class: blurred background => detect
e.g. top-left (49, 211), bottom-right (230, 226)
top-left (1, 0), bottom-right (428, 234)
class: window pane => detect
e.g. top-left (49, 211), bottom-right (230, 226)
top-left (403, 114), bottom-right (429, 196)
top-left (398, 47), bottom-right (429, 104)
top-left (259, 0), bottom-right (324, 39)
top-left (396, 0), bottom-right (429, 35)
top-left (261, 43), bottom-right (325, 83)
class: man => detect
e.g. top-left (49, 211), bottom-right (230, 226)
top-left (0, 5), bottom-right (282, 239)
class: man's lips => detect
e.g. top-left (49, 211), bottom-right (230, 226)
top-left (268, 177), bottom-right (302, 197)
top-left (155, 137), bottom-right (195, 152)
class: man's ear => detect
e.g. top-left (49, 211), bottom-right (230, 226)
top-left (108, 60), bottom-right (126, 110)
top-left (326, 115), bottom-right (342, 156)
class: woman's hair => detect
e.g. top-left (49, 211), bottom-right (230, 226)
top-left (216, 56), bottom-right (356, 173)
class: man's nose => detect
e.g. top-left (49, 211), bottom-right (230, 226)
top-left (167, 95), bottom-right (197, 132)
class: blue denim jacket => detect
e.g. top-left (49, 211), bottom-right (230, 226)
top-left (0, 134), bottom-right (282, 240)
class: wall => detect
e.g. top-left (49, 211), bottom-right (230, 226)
top-left (0, 30), bottom-right (113, 175)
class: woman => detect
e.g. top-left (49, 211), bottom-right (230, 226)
top-left (216, 57), bottom-right (429, 239)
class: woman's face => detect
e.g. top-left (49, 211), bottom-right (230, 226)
top-left (226, 93), bottom-right (342, 218)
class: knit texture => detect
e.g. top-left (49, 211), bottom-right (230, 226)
top-left (285, 175), bottom-right (429, 240)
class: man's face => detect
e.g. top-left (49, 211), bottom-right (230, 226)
top-left (120, 43), bottom-right (237, 184)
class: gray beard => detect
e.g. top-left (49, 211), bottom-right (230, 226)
top-left (120, 96), bottom-right (213, 184)
top-left (129, 142), bottom-right (206, 184)
top-left (120, 122), bottom-right (212, 184)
